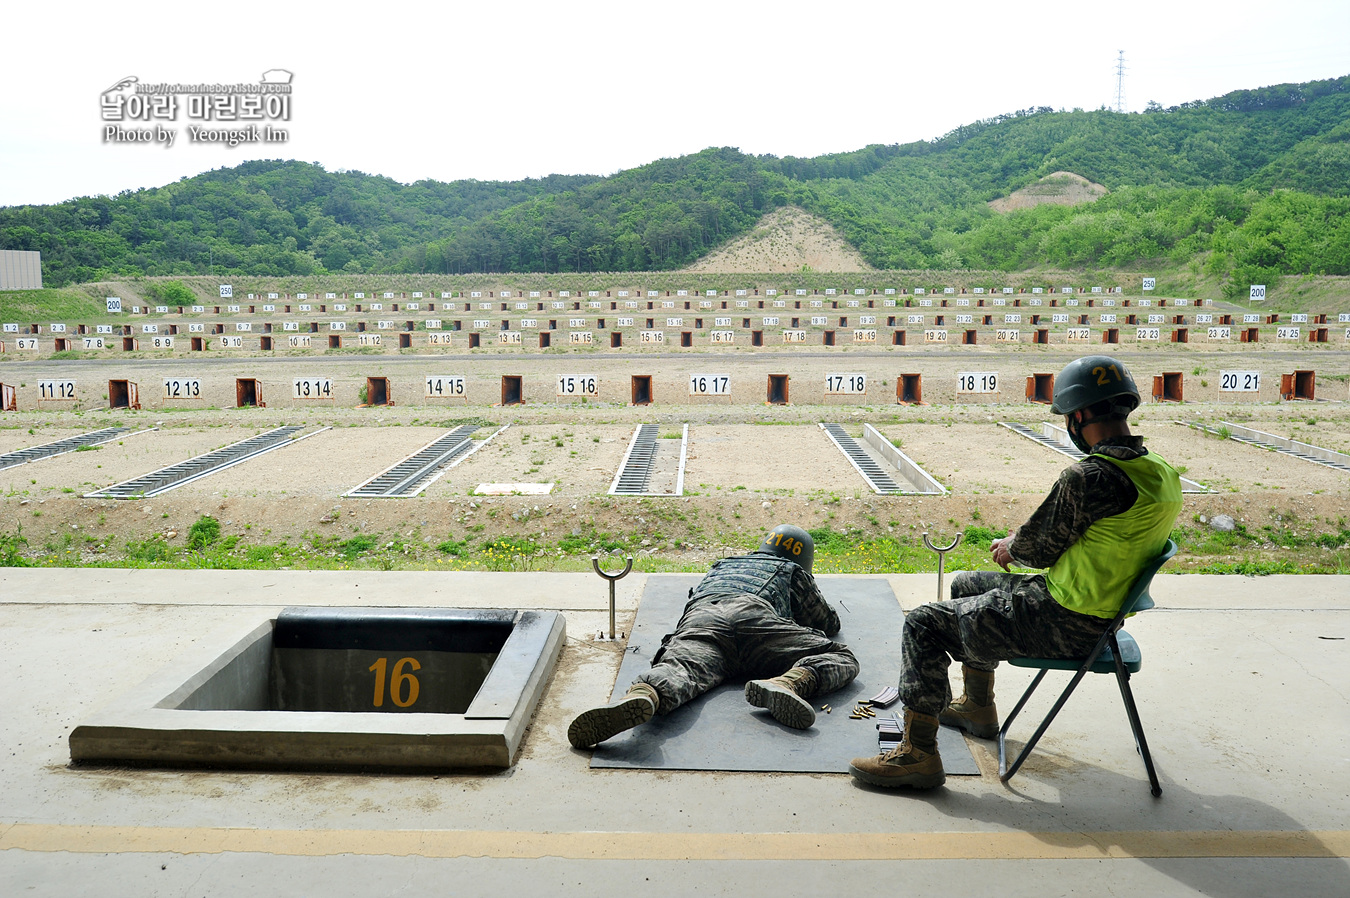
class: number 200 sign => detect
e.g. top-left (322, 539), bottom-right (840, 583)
top-left (689, 374), bottom-right (730, 395)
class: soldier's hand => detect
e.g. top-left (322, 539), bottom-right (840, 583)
top-left (990, 537), bottom-right (1014, 572)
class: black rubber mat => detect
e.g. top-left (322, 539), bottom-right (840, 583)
top-left (588, 575), bottom-right (980, 774)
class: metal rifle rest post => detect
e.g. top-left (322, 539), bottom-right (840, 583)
top-left (922, 531), bottom-right (963, 602)
top-left (591, 555), bottom-right (633, 640)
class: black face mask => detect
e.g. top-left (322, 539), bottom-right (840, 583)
top-left (1066, 414), bottom-right (1094, 455)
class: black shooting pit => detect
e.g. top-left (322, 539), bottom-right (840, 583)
top-left (69, 606), bottom-right (565, 771)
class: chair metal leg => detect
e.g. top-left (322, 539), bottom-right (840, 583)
top-left (998, 668), bottom-right (1047, 778)
top-left (1110, 637), bottom-right (1162, 797)
top-left (999, 666), bottom-right (1092, 782)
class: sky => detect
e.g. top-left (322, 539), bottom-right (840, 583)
top-left (3, 0), bottom-right (1348, 208)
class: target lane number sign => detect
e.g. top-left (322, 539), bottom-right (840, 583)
top-left (689, 374), bottom-right (730, 396)
top-left (556, 375), bottom-right (598, 397)
top-left (1220, 371), bottom-right (1261, 393)
top-left (825, 373), bottom-right (866, 395)
top-left (39, 379), bottom-right (76, 400)
top-left (425, 376), bottom-right (466, 398)
top-left (163, 378), bottom-right (202, 400)
top-left (958, 372), bottom-right (999, 394)
top-left (293, 377), bottom-right (333, 400)
top-left (1249, 284), bottom-right (1266, 301)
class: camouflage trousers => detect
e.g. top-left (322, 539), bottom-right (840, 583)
top-left (636, 594), bottom-right (859, 713)
top-left (896, 571), bottom-right (1112, 716)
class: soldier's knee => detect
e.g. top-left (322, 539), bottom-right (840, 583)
top-left (949, 571), bottom-right (981, 598)
top-left (903, 602), bottom-right (942, 634)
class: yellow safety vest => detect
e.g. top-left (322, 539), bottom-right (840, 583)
top-left (1045, 452), bottom-right (1183, 619)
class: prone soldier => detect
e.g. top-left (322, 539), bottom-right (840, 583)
top-left (569, 525), bottom-right (860, 748)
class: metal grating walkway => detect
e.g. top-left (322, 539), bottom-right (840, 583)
top-left (0, 428), bottom-right (130, 471)
top-left (610, 424), bottom-right (661, 496)
top-left (85, 426), bottom-right (306, 499)
top-left (1001, 421), bottom-right (1210, 493)
top-left (344, 425), bottom-right (482, 498)
top-left (820, 423), bottom-right (904, 494)
top-left (1182, 421), bottom-right (1350, 475)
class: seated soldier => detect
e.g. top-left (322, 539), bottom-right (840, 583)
top-left (850, 356), bottom-right (1183, 789)
top-left (569, 525), bottom-right (860, 748)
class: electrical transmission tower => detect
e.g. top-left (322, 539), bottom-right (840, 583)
top-left (1114, 51), bottom-right (1127, 112)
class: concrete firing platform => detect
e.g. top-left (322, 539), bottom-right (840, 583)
top-left (2, 568), bottom-right (1349, 896)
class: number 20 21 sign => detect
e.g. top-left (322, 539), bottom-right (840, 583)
top-left (1220, 370), bottom-right (1261, 393)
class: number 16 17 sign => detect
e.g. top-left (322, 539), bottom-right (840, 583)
top-left (689, 374), bottom-right (729, 395)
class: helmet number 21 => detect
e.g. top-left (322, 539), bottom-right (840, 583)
top-left (1093, 364), bottom-right (1122, 385)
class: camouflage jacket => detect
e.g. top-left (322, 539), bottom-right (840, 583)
top-left (1008, 436), bottom-right (1148, 570)
top-left (688, 552), bottom-right (841, 635)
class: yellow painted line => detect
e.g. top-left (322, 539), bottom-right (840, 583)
top-left (2, 825), bottom-right (1348, 860)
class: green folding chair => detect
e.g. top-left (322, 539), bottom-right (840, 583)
top-left (997, 539), bottom-right (1177, 797)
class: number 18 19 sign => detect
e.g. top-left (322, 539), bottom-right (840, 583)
top-left (957, 372), bottom-right (999, 393)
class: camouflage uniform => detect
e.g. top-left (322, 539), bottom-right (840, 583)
top-left (636, 552), bottom-right (859, 712)
top-left (897, 436), bottom-right (1162, 715)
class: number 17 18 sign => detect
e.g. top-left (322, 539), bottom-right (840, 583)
top-left (825, 373), bottom-right (866, 394)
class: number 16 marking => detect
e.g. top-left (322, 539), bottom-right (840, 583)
top-left (368, 656), bottom-right (421, 708)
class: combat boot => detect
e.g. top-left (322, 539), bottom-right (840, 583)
top-left (567, 681), bottom-right (659, 748)
top-left (939, 665), bottom-right (999, 739)
top-left (745, 666), bottom-right (817, 729)
top-left (848, 708), bottom-right (945, 789)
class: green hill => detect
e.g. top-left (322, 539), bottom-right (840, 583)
top-left (3, 74), bottom-right (1349, 296)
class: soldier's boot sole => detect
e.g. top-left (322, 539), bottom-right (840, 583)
top-left (745, 679), bottom-right (816, 729)
top-left (939, 702), bottom-right (1000, 740)
top-left (567, 694), bottom-right (656, 749)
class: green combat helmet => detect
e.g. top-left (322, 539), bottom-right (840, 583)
top-left (758, 524), bottom-right (814, 573)
top-left (1050, 355), bottom-right (1141, 453)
